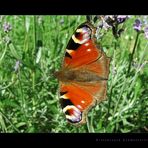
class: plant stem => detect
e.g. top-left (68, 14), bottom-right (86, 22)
top-left (86, 114), bottom-right (95, 133)
top-left (126, 32), bottom-right (140, 77)
top-left (113, 32), bottom-right (140, 120)
top-left (128, 41), bottom-right (148, 92)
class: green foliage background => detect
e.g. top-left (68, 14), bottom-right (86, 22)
top-left (0, 15), bottom-right (147, 133)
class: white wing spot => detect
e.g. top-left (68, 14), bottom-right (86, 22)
top-left (85, 43), bottom-right (89, 46)
top-left (87, 48), bottom-right (91, 52)
top-left (72, 34), bottom-right (80, 43)
top-left (81, 100), bottom-right (85, 104)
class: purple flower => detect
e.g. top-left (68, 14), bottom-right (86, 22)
top-left (14, 60), bottom-right (20, 72)
top-left (133, 19), bottom-right (142, 32)
top-left (104, 15), bottom-right (115, 26)
top-left (144, 26), bottom-right (148, 39)
top-left (117, 15), bottom-right (128, 23)
top-left (102, 20), bottom-right (112, 30)
top-left (3, 22), bottom-right (12, 32)
top-left (98, 16), bottom-right (113, 29)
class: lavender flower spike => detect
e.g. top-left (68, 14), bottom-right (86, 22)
top-left (133, 19), bottom-right (142, 32)
top-left (3, 22), bottom-right (12, 32)
top-left (14, 60), bottom-right (20, 72)
top-left (117, 15), bottom-right (128, 24)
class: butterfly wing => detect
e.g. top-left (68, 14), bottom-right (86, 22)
top-left (59, 53), bottom-right (110, 124)
top-left (59, 82), bottom-right (94, 124)
top-left (63, 22), bottom-right (102, 68)
top-left (83, 51), bottom-right (110, 101)
top-left (58, 22), bottom-right (110, 124)
top-left (59, 79), bottom-right (108, 124)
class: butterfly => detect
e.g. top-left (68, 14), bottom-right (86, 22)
top-left (55, 21), bottom-right (110, 124)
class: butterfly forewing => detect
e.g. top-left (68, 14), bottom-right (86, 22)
top-left (64, 22), bottom-right (102, 68)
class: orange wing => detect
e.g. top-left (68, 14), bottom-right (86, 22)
top-left (63, 22), bottom-right (102, 68)
top-left (57, 21), bottom-right (110, 124)
top-left (60, 51), bottom-right (110, 124)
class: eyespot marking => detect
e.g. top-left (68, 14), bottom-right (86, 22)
top-left (63, 105), bottom-right (82, 123)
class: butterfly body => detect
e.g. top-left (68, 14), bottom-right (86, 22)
top-left (55, 22), bottom-right (110, 124)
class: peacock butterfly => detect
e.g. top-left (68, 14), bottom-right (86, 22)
top-left (55, 21), bottom-right (110, 124)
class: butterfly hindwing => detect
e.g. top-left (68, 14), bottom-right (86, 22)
top-left (59, 82), bottom-right (95, 123)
